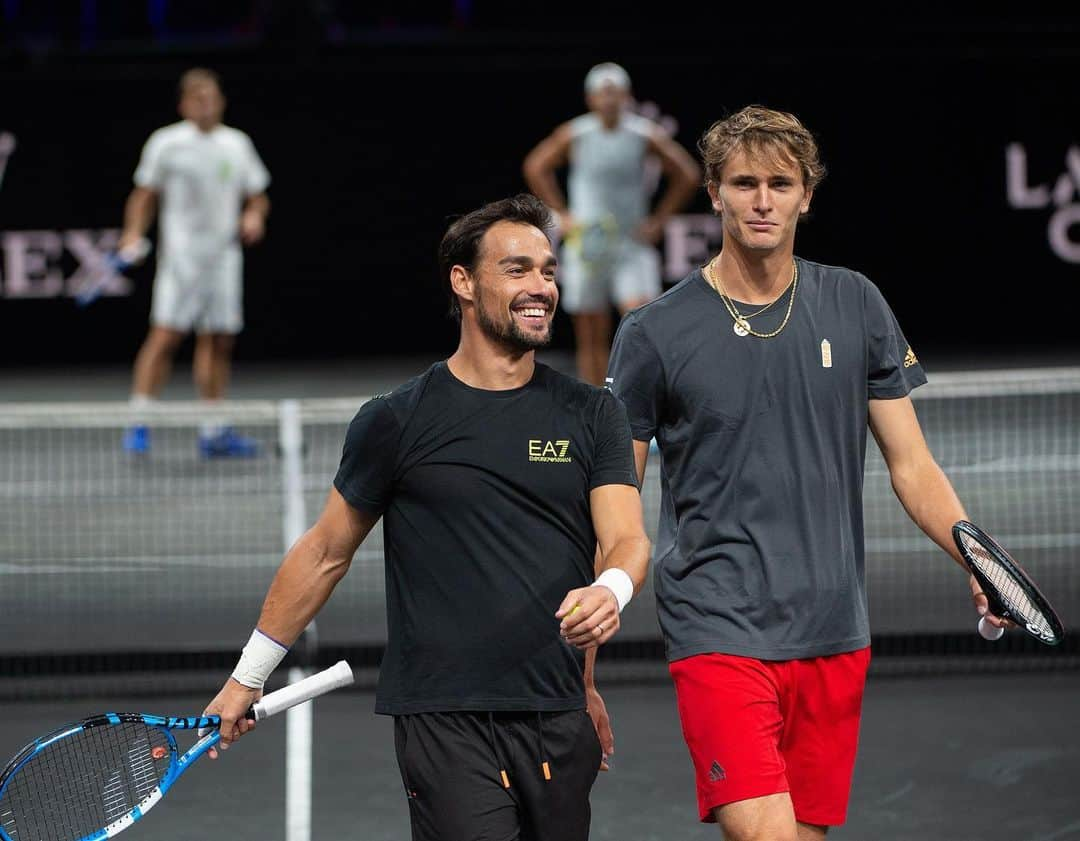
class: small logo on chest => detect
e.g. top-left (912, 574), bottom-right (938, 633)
top-left (529, 439), bottom-right (572, 463)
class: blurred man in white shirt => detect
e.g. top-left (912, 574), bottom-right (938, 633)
top-left (119, 68), bottom-right (270, 457)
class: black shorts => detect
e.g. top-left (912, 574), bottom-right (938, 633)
top-left (394, 709), bottom-right (602, 841)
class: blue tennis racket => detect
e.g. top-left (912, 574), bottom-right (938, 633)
top-left (73, 237), bottom-right (152, 308)
top-left (0, 660), bottom-right (353, 841)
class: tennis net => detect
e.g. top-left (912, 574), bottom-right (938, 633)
top-left (1, 366), bottom-right (1077, 699)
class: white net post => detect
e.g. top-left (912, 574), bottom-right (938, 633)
top-left (280, 400), bottom-right (314, 841)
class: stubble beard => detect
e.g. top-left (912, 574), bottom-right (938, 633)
top-left (475, 290), bottom-right (554, 354)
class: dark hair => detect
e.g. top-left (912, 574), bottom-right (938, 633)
top-left (178, 67), bottom-right (223, 98)
top-left (437, 193), bottom-right (553, 321)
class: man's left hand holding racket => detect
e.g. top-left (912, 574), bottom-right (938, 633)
top-left (954, 519), bottom-right (1064, 644)
top-left (73, 235), bottom-right (152, 307)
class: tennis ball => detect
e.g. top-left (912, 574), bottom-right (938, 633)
top-left (979, 615), bottom-right (1005, 641)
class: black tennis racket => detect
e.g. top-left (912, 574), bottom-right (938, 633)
top-left (0, 660), bottom-right (353, 841)
top-left (952, 520), bottom-right (1065, 646)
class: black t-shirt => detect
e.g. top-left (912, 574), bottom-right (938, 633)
top-left (607, 259), bottom-right (927, 661)
top-left (333, 361), bottom-right (637, 714)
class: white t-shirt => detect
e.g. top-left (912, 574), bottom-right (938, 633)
top-left (133, 120), bottom-right (270, 262)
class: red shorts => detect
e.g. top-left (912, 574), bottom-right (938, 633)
top-left (668, 648), bottom-right (871, 827)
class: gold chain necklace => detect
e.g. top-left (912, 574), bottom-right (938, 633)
top-left (705, 258), bottom-right (798, 338)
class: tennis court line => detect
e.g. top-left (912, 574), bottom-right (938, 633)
top-left (0, 548), bottom-right (384, 574)
top-left (866, 533), bottom-right (1080, 553)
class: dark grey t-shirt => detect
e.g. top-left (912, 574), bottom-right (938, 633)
top-left (333, 361), bottom-right (637, 714)
top-left (607, 259), bottom-right (927, 661)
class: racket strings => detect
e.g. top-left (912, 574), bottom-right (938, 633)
top-left (963, 537), bottom-right (1054, 636)
top-left (0, 721), bottom-right (170, 841)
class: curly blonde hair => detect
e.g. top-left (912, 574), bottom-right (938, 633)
top-left (698, 105), bottom-right (825, 192)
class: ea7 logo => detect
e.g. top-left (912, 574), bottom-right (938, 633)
top-left (1006, 143), bottom-right (1080, 264)
top-left (528, 439), bottom-right (572, 463)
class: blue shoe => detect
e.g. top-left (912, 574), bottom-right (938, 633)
top-left (122, 424), bottom-right (150, 454)
top-left (199, 426), bottom-right (259, 459)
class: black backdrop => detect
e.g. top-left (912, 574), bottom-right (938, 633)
top-left (2, 9), bottom-right (1078, 368)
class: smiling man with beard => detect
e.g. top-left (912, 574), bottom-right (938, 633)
top-left (202, 193), bottom-right (651, 841)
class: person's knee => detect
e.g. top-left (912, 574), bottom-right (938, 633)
top-left (714, 794), bottom-right (799, 841)
top-left (796, 821), bottom-right (828, 840)
top-left (718, 818), bottom-right (799, 841)
top-left (197, 333), bottom-right (234, 358)
top-left (145, 328), bottom-right (184, 356)
top-left (212, 334), bottom-right (235, 356)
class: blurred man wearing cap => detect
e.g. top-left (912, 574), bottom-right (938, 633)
top-left (523, 62), bottom-right (699, 386)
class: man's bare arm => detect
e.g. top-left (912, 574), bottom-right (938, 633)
top-left (119, 186), bottom-right (157, 250)
top-left (558, 483), bottom-right (650, 648)
top-left (203, 488), bottom-right (378, 753)
top-left (240, 192), bottom-right (270, 245)
top-left (632, 439), bottom-right (649, 488)
top-left (869, 397), bottom-right (1006, 629)
top-left (869, 396), bottom-right (967, 567)
top-left (522, 123), bottom-right (574, 217)
top-left (253, 487), bottom-right (374, 645)
top-left (647, 128), bottom-right (701, 223)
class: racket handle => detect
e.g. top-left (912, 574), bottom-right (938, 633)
top-left (248, 660), bottom-right (354, 721)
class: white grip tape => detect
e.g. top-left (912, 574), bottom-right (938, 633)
top-left (252, 660), bottom-right (355, 721)
top-left (594, 567), bottom-right (634, 613)
top-left (231, 629), bottom-right (289, 689)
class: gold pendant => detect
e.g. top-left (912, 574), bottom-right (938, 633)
top-left (733, 318), bottom-right (750, 337)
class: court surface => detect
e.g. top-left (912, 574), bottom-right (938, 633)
top-left (0, 674), bottom-right (1077, 841)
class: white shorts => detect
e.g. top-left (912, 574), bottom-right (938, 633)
top-left (150, 247), bottom-right (243, 334)
top-left (558, 236), bottom-right (661, 314)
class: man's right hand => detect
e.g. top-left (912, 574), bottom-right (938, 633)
top-left (117, 230), bottom-right (145, 253)
top-left (202, 678), bottom-right (262, 759)
top-left (116, 233), bottom-right (153, 266)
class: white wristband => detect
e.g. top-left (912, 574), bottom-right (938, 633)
top-left (231, 629), bottom-right (289, 689)
top-left (594, 568), bottom-right (634, 613)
